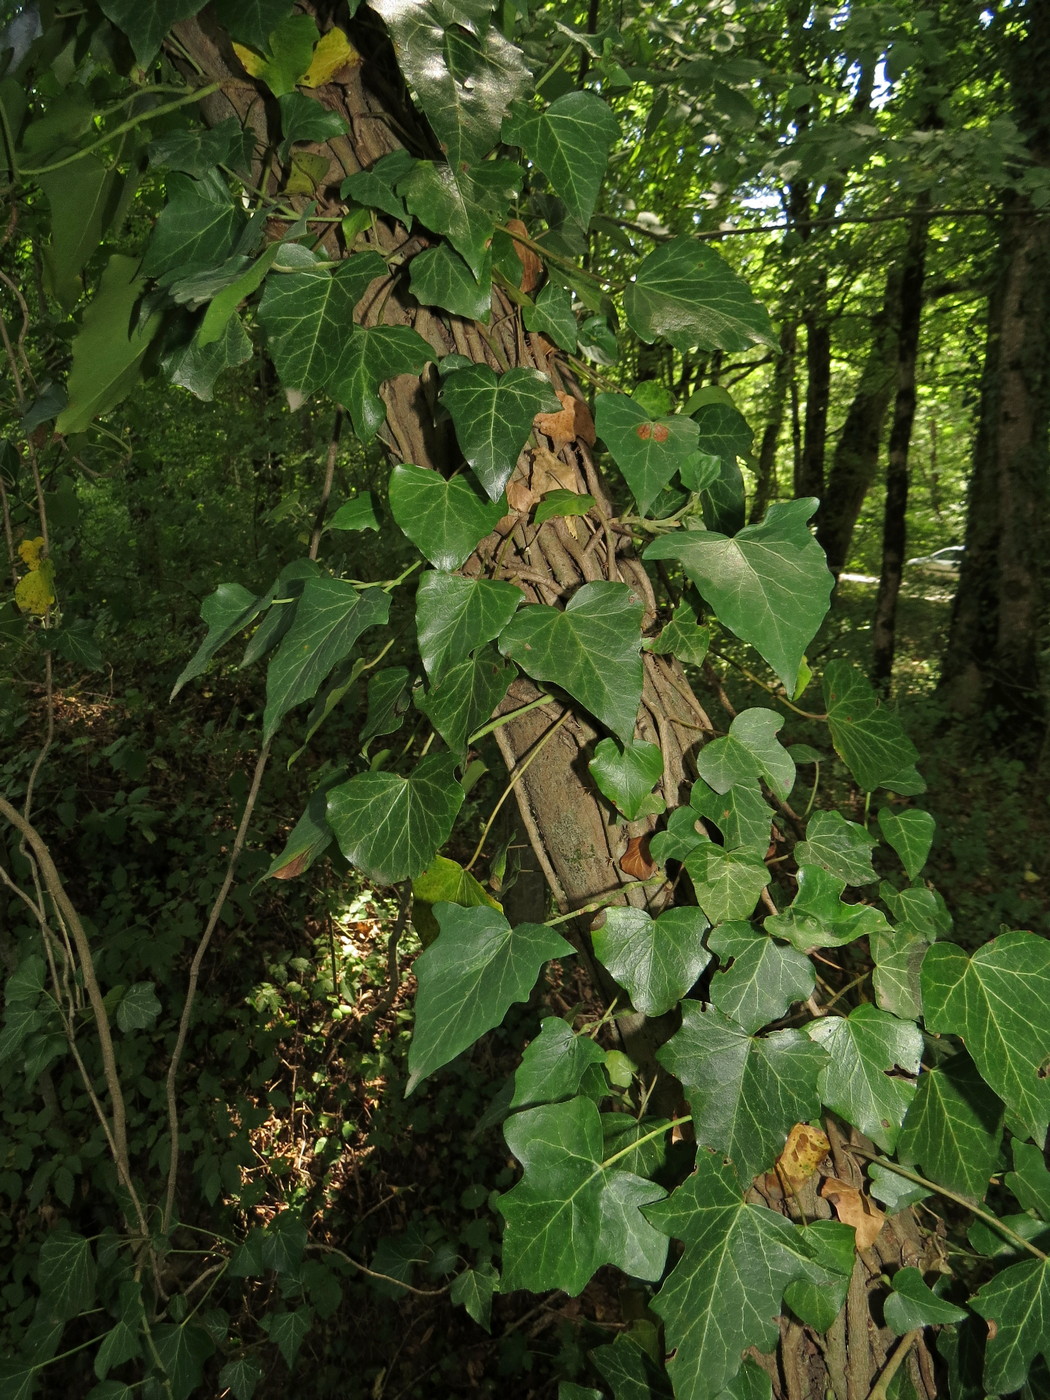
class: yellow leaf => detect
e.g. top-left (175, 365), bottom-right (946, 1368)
top-left (15, 560), bottom-right (56, 615)
top-left (18, 536), bottom-right (45, 569)
top-left (302, 27), bottom-right (360, 87)
top-left (773, 1122), bottom-right (831, 1195)
top-left (232, 41), bottom-right (266, 79)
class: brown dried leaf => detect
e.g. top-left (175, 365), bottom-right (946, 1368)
top-left (534, 391), bottom-right (595, 452)
top-left (270, 851), bottom-right (311, 881)
top-left (620, 835), bottom-right (656, 880)
top-left (774, 1123), bottom-right (831, 1195)
top-left (506, 218), bottom-right (543, 294)
top-left (820, 1175), bottom-right (886, 1250)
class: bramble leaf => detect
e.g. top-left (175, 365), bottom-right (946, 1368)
top-left (408, 905), bottom-right (572, 1093)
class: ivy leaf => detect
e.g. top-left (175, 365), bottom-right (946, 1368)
top-left (409, 243), bottom-right (492, 321)
top-left (38, 1228), bottom-right (96, 1320)
top-left (388, 464), bottom-right (506, 571)
top-left (171, 582), bottom-right (260, 698)
top-left (442, 364), bottom-right (560, 500)
top-left (151, 1323), bottom-right (215, 1400)
top-left (643, 1154), bottom-right (828, 1400)
top-left (588, 738), bottom-right (664, 820)
top-left (972, 1258), bottom-right (1050, 1395)
top-left (883, 1268), bottom-right (968, 1335)
top-left (165, 314), bottom-right (253, 400)
top-left (1008, 1142), bottom-right (1050, 1219)
top-left (877, 807), bottom-right (936, 879)
top-left (592, 906), bottom-right (711, 1017)
top-left (143, 172), bottom-right (243, 282)
top-left (256, 251), bottom-right (387, 394)
top-left (262, 771), bottom-right (344, 881)
top-left (503, 92), bottom-right (619, 226)
top-left (693, 401), bottom-right (754, 472)
top-left (896, 1051), bottom-right (1003, 1202)
top-left (263, 580), bottom-right (390, 740)
top-left (696, 708), bottom-right (795, 798)
top-left (525, 281), bottom-right (578, 352)
top-left (498, 1096), bottom-right (668, 1294)
top-left (217, 1355), bottom-right (263, 1400)
top-left (882, 881), bottom-right (952, 940)
top-left (326, 753), bottom-right (464, 886)
top-left (689, 780), bottom-right (773, 858)
top-left (657, 1003), bottom-right (827, 1180)
top-left (645, 604), bottom-right (711, 667)
top-left (795, 810), bottom-right (878, 885)
top-left (782, 1220), bottom-right (855, 1332)
top-left (683, 844), bottom-right (770, 924)
top-left (56, 255), bottom-right (163, 435)
top-left (340, 152), bottom-right (414, 222)
top-left (870, 924), bottom-right (929, 1021)
top-left (708, 923), bottom-right (815, 1035)
top-left (197, 243), bottom-right (280, 347)
top-left (115, 982), bottom-right (161, 1033)
top-left (399, 160), bottom-right (521, 272)
top-left (359, 667), bottom-right (410, 747)
top-left (823, 661), bottom-right (925, 795)
top-left (416, 647), bottom-right (515, 754)
top-left (231, 12), bottom-right (318, 96)
top-left (922, 931), bottom-right (1050, 1142)
top-left (594, 392), bottom-right (700, 515)
top-left (645, 500), bottom-right (833, 693)
top-left (212, 0), bottom-right (294, 48)
top-left (330, 326), bottom-right (434, 443)
top-left (410, 855), bottom-right (502, 947)
top-left (534, 489), bottom-right (595, 523)
top-left (624, 238), bottom-right (777, 355)
top-left (591, 1333), bottom-right (675, 1398)
top-left (416, 571), bottom-right (522, 680)
top-left (498, 582), bottom-right (644, 744)
top-left (450, 1263), bottom-right (498, 1333)
top-left (807, 1005), bottom-right (923, 1152)
top-left (407, 905), bottom-right (572, 1093)
top-left (328, 494), bottom-right (380, 532)
top-left (258, 1308), bottom-right (312, 1368)
top-left (277, 91), bottom-right (348, 156)
top-left (98, 0), bottom-right (202, 66)
top-left (510, 1016), bottom-right (607, 1109)
top-left (764, 865), bottom-right (890, 953)
top-left (371, 0), bottom-right (530, 168)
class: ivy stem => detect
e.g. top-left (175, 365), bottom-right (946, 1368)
top-left (467, 691), bottom-right (556, 745)
top-left (22, 83), bottom-right (222, 176)
top-left (534, 41), bottom-right (576, 92)
top-left (868, 1329), bottom-right (922, 1400)
top-left (464, 710), bottom-right (571, 871)
top-left (849, 1150), bottom-right (1050, 1261)
top-left (602, 1116), bottom-right (693, 1172)
top-left (543, 875), bottom-right (668, 927)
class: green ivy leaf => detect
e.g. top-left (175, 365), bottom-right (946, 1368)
top-left (696, 708), bottom-right (795, 798)
top-left (416, 647), bottom-right (515, 753)
top-left (525, 281), bottom-right (578, 352)
top-left (1008, 1142), bottom-right (1050, 1220)
top-left (510, 1016), bottom-right (607, 1109)
top-left (922, 931), bottom-right (1050, 1142)
top-left (277, 91), bottom-right (348, 155)
top-left (328, 494), bottom-right (381, 532)
top-left (795, 810), bottom-right (878, 885)
top-left (764, 865), bottom-right (889, 953)
top-left (94, 1318), bottom-right (142, 1379)
top-left (534, 489), bottom-right (595, 523)
top-left (38, 1228), bottom-right (96, 1321)
top-left (683, 844), bottom-right (770, 924)
top-left (409, 243), bottom-right (492, 320)
top-left (98, 0), bottom-right (202, 66)
top-left (263, 580), bottom-right (390, 740)
top-left (442, 364), bottom-right (560, 500)
top-left (588, 738), bottom-right (664, 820)
top-left (972, 1258), bottom-right (1050, 1394)
top-left (359, 667), bottom-right (410, 747)
top-left (657, 1003), bottom-right (827, 1180)
top-left (256, 250), bottom-right (387, 394)
top-left (329, 325), bottom-right (434, 443)
top-left (259, 1307), bottom-right (312, 1367)
top-left (645, 604), bottom-right (710, 667)
top-left (171, 582), bottom-right (260, 698)
top-left (232, 12), bottom-right (318, 96)
top-left (151, 1323), bottom-right (215, 1400)
top-left (389, 464), bottom-right (505, 571)
top-left (39, 157), bottom-right (117, 311)
top-left (416, 571), bottom-right (522, 680)
top-left (407, 905), bottom-right (572, 1093)
top-left (897, 1051), bottom-right (1003, 1202)
top-left (327, 753), bottom-right (465, 885)
top-left (708, 923), bottom-right (815, 1035)
top-left (866, 1163), bottom-right (930, 1213)
top-left (877, 807), bottom-right (936, 879)
top-left (399, 160), bottom-right (521, 272)
top-left (822, 660), bottom-right (925, 795)
top-left (870, 924), bottom-right (928, 1021)
top-left (503, 91), bottom-right (619, 226)
top-left (498, 581), bottom-right (644, 744)
top-left (643, 1154), bottom-right (831, 1400)
top-left (591, 1332), bottom-right (675, 1398)
top-left (881, 881), bottom-right (952, 940)
top-left (165, 313), bottom-right (253, 400)
top-left (410, 855), bottom-right (502, 948)
top-left (372, 0), bottom-right (530, 168)
top-left (143, 172), bottom-right (243, 282)
top-left (212, 0), bottom-right (293, 48)
top-left (340, 152), bottom-right (414, 222)
top-left (883, 1268), bottom-right (968, 1335)
top-left (594, 392), bottom-right (700, 515)
top-left (262, 771), bottom-right (344, 881)
top-left (498, 1096), bottom-right (668, 1294)
top-left (115, 982), bottom-right (161, 1032)
top-left (689, 779), bottom-right (772, 858)
top-left (56, 255), bottom-right (163, 435)
top-left (645, 500), bottom-right (832, 693)
top-left (217, 1355), bottom-right (263, 1400)
top-left (624, 238), bottom-right (777, 355)
top-left (197, 244), bottom-right (280, 347)
top-left (807, 1004), bottom-right (922, 1152)
top-left (781, 1220), bottom-right (855, 1333)
top-left (592, 906), bottom-right (711, 1017)
top-left (450, 1263), bottom-right (498, 1333)
top-left (693, 401), bottom-right (754, 472)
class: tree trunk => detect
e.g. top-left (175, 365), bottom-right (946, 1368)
top-left (815, 264), bottom-right (901, 578)
top-left (939, 10), bottom-right (1050, 733)
top-left (871, 204), bottom-right (930, 690)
